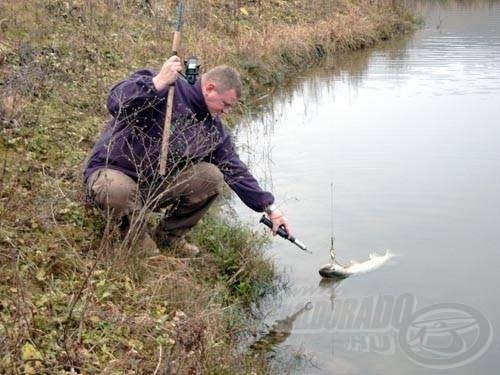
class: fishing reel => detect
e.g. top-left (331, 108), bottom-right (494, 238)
top-left (184, 56), bottom-right (200, 85)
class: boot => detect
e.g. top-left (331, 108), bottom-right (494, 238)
top-left (119, 216), bottom-right (159, 254)
top-left (135, 231), bottom-right (160, 254)
top-left (153, 227), bottom-right (200, 257)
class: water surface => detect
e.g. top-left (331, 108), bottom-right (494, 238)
top-left (234, 2), bottom-right (500, 373)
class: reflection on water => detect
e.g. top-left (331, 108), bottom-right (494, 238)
top-left (250, 302), bottom-right (314, 353)
top-left (235, 1), bottom-right (500, 374)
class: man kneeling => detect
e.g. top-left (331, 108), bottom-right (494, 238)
top-left (83, 56), bottom-right (291, 255)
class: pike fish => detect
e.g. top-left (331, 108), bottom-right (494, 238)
top-left (319, 250), bottom-right (393, 278)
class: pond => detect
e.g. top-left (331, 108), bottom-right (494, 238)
top-left (234, 1), bottom-right (500, 373)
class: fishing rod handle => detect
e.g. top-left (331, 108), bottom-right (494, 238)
top-left (160, 0), bottom-right (184, 174)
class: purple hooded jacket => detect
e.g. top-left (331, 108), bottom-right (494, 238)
top-left (83, 69), bottom-right (274, 212)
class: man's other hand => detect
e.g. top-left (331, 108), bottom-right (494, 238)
top-left (153, 55), bottom-right (183, 91)
top-left (269, 209), bottom-right (292, 237)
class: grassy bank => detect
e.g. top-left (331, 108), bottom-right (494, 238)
top-left (0, 0), bottom-right (415, 373)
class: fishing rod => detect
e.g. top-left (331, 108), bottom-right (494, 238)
top-left (159, 0), bottom-right (200, 175)
top-left (260, 215), bottom-right (310, 253)
top-left (159, 0), bottom-right (183, 176)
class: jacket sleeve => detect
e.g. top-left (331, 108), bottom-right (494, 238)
top-left (211, 131), bottom-right (275, 212)
top-left (107, 69), bottom-right (167, 122)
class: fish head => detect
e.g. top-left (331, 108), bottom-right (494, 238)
top-left (318, 263), bottom-right (349, 279)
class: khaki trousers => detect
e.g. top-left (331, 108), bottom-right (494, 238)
top-left (86, 162), bottom-right (224, 238)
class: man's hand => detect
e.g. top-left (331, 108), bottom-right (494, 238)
top-left (269, 208), bottom-right (292, 237)
top-left (152, 55), bottom-right (183, 91)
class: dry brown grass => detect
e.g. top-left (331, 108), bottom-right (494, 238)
top-left (182, 0), bottom-right (414, 95)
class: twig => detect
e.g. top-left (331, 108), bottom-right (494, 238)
top-left (153, 344), bottom-right (163, 375)
top-left (65, 217), bottom-right (112, 326)
top-left (49, 201), bottom-right (83, 263)
top-left (227, 266), bottom-right (245, 285)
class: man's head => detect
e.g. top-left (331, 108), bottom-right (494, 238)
top-left (201, 65), bottom-right (242, 117)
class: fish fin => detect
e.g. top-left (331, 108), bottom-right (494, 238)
top-left (369, 250), bottom-right (392, 259)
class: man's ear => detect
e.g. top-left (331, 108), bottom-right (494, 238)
top-left (204, 82), bottom-right (216, 93)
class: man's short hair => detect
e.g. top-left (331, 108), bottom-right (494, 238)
top-left (203, 65), bottom-right (242, 98)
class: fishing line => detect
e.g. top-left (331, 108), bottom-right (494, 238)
top-left (330, 182), bottom-right (334, 251)
top-left (330, 182), bottom-right (338, 263)
top-left (319, 183), bottom-right (392, 279)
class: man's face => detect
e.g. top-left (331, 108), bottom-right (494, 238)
top-left (203, 83), bottom-right (238, 117)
